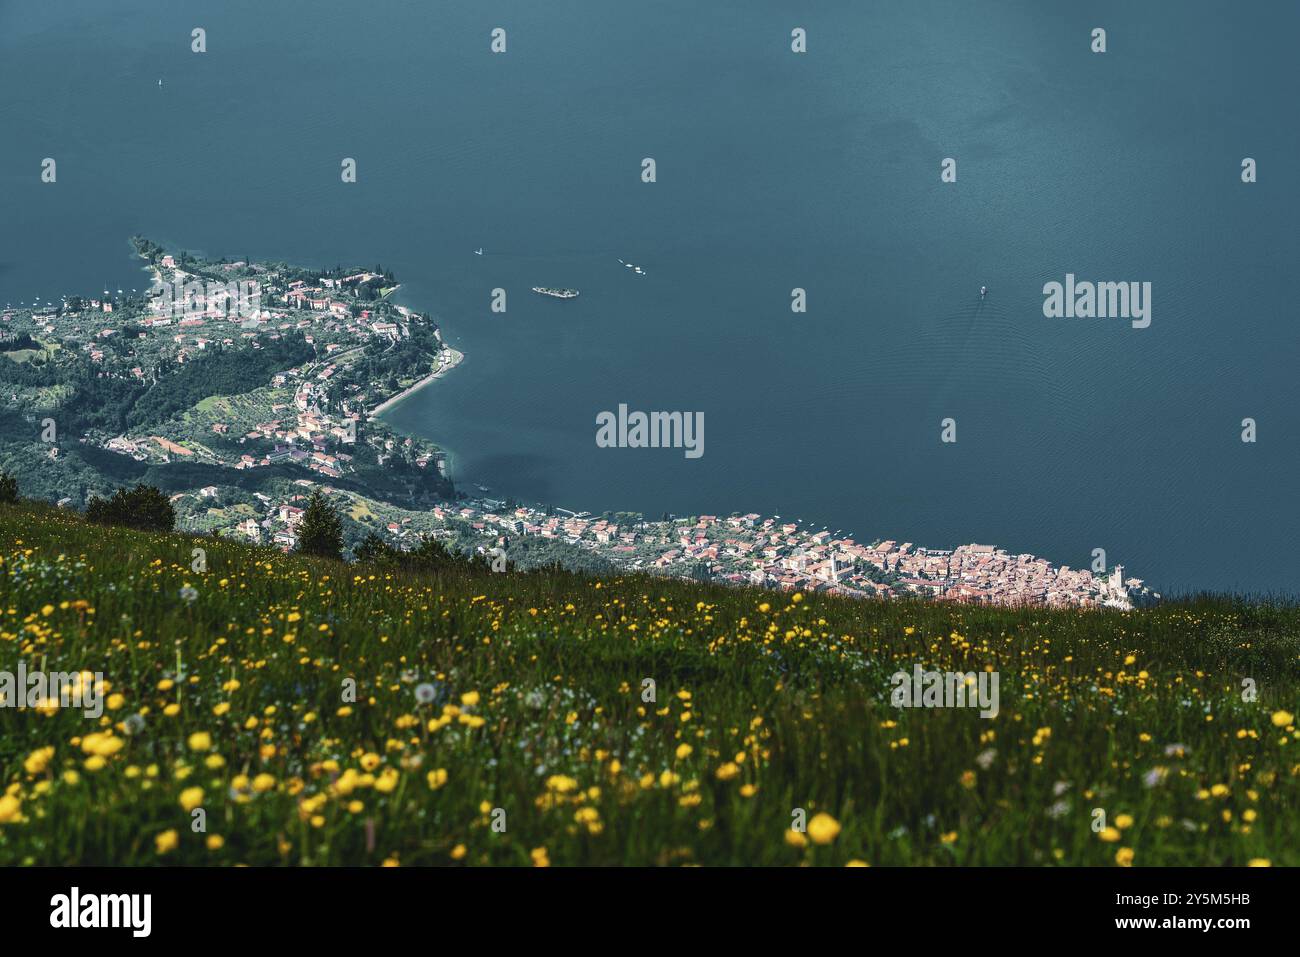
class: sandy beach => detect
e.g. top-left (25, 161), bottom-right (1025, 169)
top-left (369, 346), bottom-right (463, 417)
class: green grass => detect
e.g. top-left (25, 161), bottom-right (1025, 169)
top-left (0, 501), bottom-right (1296, 866)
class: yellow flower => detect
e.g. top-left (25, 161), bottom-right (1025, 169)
top-left (206, 835), bottom-right (225, 851)
top-left (715, 762), bottom-right (740, 781)
top-left (1098, 826), bottom-right (1121, 842)
top-left (461, 691), bottom-right (480, 707)
top-left (1271, 710), bottom-right (1294, 728)
top-left (450, 844), bottom-right (467, 860)
top-left (187, 731), bottom-right (212, 752)
top-left (531, 847), bottom-right (550, 867)
top-left (1247, 858), bottom-right (1271, 867)
top-left (155, 829), bottom-right (179, 854)
top-left (426, 768), bottom-right (448, 790)
top-left (0, 794), bottom-right (21, 823)
top-left (359, 752), bottom-right (381, 772)
top-left (179, 787), bottom-right (205, 812)
top-left (251, 773), bottom-right (276, 793)
top-left (80, 732), bottom-right (124, 757)
top-left (546, 774), bottom-right (578, 793)
top-left (807, 813), bottom-right (841, 845)
top-left (1114, 813), bottom-right (1134, 829)
top-left (784, 829), bottom-right (808, 848)
top-left (23, 746), bottom-right (55, 776)
top-left (845, 860), bottom-right (870, 867)
top-left (1115, 847), bottom-right (1135, 867)
top-left (675, 743), bottom-right (693, 760)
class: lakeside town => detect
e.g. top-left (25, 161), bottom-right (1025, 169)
top-left (0, 238), bottom-right (455, 503)
top-left (0, 239), bottom-right (1156, 609)
top-left (368, 500), bottom-right (1157, 609)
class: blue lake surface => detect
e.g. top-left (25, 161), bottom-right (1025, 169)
top-left (2, 0), bottom-right (1297, 594)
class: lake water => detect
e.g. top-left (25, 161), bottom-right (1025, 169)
top-left (2, 0), bottom-right (1297, 594)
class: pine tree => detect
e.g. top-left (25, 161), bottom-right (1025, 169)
top-left (296, 491), bottom-right (343, 561)
top-left (85, 484), bottom-right (174, 531)
top-left (0, 470), bottom-right (18, 505)
top-left (353, 531), bottom-right (392, 564)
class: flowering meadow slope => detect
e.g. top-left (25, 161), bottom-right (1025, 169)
top-left (0, 502), bottom-right (1296, 866)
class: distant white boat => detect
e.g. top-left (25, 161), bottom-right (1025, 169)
top-left (158, 78), bottom-right (163, 87)
top-left (980, 286), bottom-right (987, 298)
top-left (474, 248), bottom-right (483, 256)
top-left (634, 267), bottom-right (644, 275)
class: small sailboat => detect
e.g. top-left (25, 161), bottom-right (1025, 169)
top-left (474, 248), bottom-right (483, 256)
top-left (158, 78), bottom-right (163, 87)
top-left (980, 285), bottom-right (987, 299)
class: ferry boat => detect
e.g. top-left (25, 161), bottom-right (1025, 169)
top-left (532, 287), bottom-right (579, 299)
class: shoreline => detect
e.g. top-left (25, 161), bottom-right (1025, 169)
top-left (369, 346), bottom-right (463, 417)
top-left (105, 238), bottom-right (1155, 604)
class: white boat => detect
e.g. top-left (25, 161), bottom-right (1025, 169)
top-left (474, 248), bottom-right (483, 256)
top-left (634, 267), bottom-right (644, 274)
top-left (980, 286), bottom-right (987, 298)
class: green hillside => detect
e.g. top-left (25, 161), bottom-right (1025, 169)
top-left (0, 502), bottom-right (1296, 866)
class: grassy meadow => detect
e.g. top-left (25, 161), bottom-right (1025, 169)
top-left (0, 501), bottom-right (1296, 866)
